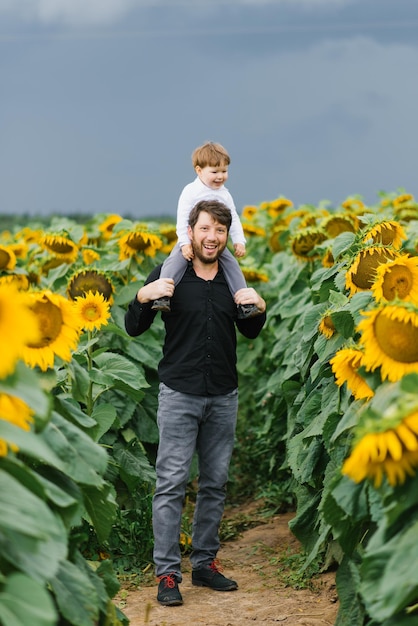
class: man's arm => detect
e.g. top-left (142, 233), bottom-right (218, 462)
top-left (124, 265), bottom-right (174, 337)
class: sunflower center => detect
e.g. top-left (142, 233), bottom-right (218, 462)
top-left (68, 272), bottom-right (113, 300)
top-left (127, 232), bottom-right (148, 251)
top-left (27, 299), bottom-right (63, 348)
top-left (323, 315), bottom-right (335, 331)
top-left (381, 265), bottom-right (413, 300)
top-left (352, 249), bottom-right (393, 289)
top-left (292, 231), bottom-right (326, 257)
top-left (83, 304), bottom-right (100, 321)
top-left (374, 312), bottom-right (418, 363)
top-left (0, 249), bottom-right (11, 269)
top-left (372, 225), bottom-right (397, 245)
top-left (46, 240), bottom-right (75, 254)
top-left (325, 218), bottom-right (355, 238)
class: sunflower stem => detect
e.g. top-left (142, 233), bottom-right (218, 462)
top-left (86, 330), bottom-right (94, 416)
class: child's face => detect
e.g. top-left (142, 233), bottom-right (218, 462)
top-left (195, 163), bottom-right (229, 190)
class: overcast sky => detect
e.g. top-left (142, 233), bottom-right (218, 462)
top-left (1, 0), bottom-right (417, 220)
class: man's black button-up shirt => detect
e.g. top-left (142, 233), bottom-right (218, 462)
top-left (125, 263), bottom-right (266, 396)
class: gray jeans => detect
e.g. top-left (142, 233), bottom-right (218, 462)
top-left (153, 382), bottom-right (238, 580)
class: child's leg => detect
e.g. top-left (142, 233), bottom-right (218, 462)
top-left (152, 244), bottom-right (188, 312)
top-left (219, 249), bottom-right (260, 319)
top-left (218, 248), bottom-right (246, 296)
top-left (159, 243), bottom-right (188, 285)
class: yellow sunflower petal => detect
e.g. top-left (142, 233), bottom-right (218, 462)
top-left (396, 423), bottom-right (418, 451)
top-left (0, 284), bottom-right (40, 378)
top-left (383, 430), bottom-right (403, 461)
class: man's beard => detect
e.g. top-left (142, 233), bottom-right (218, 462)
top-left (191, 240), bottom-right (226, 264)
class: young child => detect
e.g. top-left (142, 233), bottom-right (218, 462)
top-left (152, 141), bottom-right (259, 319)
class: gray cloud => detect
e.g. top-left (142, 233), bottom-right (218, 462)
top-left (0, 0), bottom-right (353, 27)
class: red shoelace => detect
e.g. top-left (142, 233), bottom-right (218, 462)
top-left (209, 559), bottom-right (224, 573)
top-left (158, 573), bottom-right (177, 588)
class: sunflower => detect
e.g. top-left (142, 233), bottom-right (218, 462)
top-left (67, 269), bottom-right (115, 303)
top-left (242, 223), bottom-right (266, 238)
top-left (16, 227), bottom-right (44, 245)
top-left (41, 256), bottom-right (73, 275)
top-left (40, 233), bottom-right (79, 263)
top-left (0, 274), bottom-right (30, 291)
top-left (357, 304), bottom-right (418, 382)
top-left (0, 393), bottom-right (34, 431)
top-left (0, 284), bottom-right (40, 379)
top-left (81, 248), bottom-right (101, 265)
top-left (0, 245), bottom-right (17, 270)
top-left (0, 393), bottom-right (35, 457)
top-left (322, 249), bottom-right (335, 268)
top-left (118, 229), bottom-right (163, 260)
top-left (395, 206), bottom-right (418, 222)
top-left (330, 347), bottom-right (374, 400)
top-left (73, 291), bottom-right (111, 331)
top-left (269, 226), bottom-right (288, 253)
top-left (363, 221), bottom-right (406, 249)
top-left (290, 228), bottom-right (327, 261)
top-left (9, 242), bottom-right (29, 260)
top-left (321, 214), bottom-right (358, 238)
top-left (159, 223), bottom-right (177, 243)
top-left (342, 410), bottom-right (418, 487)
top-left (241, 267), bottom-right (269, 283)
top-left (283, 209), bottom-right (311, 226)
top-left (22, 290), bottom-right (81, 371)
top-left (98, 214), bottom-right (123, 240)
top-left (393, 193), bottom-right (414, 208)
top-left (319, 314), bottom-right (336, 339)
top-left (266, 197), bottom-right (294, 219)
top-left (345, 246), bottom-right (399, 295)
top-left (341, 198), bottom-right (366, 213)
top-left (159, 223), bottom-right (178, 254)
top-left (299, 209), bottom-right (330, 229)
top-left (241, 205), bottom-right (258, 221)
top-left (371, 256), bottom-right (418, 304)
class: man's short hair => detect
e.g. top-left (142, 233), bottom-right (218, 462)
top-left (188, 200), bottom-right (232, 231)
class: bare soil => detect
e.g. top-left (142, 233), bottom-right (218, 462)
top-left (117, 503), bottom-right (339, 626)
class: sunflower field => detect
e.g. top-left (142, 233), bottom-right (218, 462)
top-left (2, 190), bottom-right (418, 625)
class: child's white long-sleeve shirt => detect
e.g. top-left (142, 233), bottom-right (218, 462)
top-left (176, 177), bottom-right (246, 248)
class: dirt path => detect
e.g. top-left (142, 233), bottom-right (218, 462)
top-left (117, 508), bottom-right (339, 626)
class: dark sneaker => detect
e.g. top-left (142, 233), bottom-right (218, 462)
top-left (151, 297), bottom-right (171, 312)
top-left (157, 573), bottom-right (183, 606)
top-left (237, 303), bottom-right (259, 319)
top-left (192, 560), bottom-right (238, 591)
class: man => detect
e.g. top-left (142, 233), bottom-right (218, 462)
top-left (125, 199), bottom-right (267, 606)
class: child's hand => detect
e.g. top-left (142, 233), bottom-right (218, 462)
top-left (234, 243), bottom-right (246, 258)
top-left (181, 244), bottom-right (194, 261)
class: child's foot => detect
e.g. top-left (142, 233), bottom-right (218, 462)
top-left (237, 303), bottom-right (259, 319)
top-left (151, 297), bottom-right (171, 312)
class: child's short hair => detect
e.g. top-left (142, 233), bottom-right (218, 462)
top-left (192, 142), bottom-right (231, 168)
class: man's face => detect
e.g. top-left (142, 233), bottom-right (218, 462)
top-left (188, 211), bottom-right (228, 264)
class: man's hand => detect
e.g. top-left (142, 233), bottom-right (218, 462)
top-left (234, 287), bottom-right (266, 314)
top-left (136, 278), bottom-right (175, 304)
